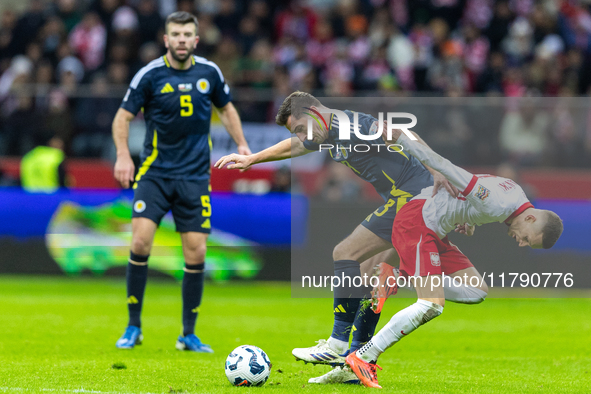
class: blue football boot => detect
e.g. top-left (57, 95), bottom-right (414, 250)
top-left (175, 334), bottom-right (214, 353)
top-left (116, 326), bottom-right (143, 349)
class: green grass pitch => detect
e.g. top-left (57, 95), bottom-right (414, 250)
top-left (0, 276), bottom-right (589, 393)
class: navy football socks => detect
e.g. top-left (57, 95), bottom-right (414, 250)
top-left (182, 262), bottom-right (205, 337)
top-left (331, 260), bottom-right (363, 343)
top-left (127, 251), bottom-right (149, 328)
top-left (351, 299), bottom-right (381, 352)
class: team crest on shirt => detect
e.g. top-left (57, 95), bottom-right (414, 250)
top-left (333, 145), bottom-right (349, 160)
top-left (369, 121), bottom-right (380, 136)
top-left (134, 200), bottom-right (146, 213)
top-left (475, 185), bottom-right (490, 201)
top-left (178, 83), bottom-right (192, 92)
top-left (430, 252), bottom-right (441, 267)
top-left (197, 78), bottom-right (210, 93)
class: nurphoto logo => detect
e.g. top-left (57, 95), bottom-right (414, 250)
top-left (304, 108), bottom-right (418, 153)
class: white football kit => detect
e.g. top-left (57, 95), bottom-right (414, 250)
top-left (397, 134), bottom-right (533, 239)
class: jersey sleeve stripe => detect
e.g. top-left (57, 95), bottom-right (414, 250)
top-left (461, 175), bottom-right (479, 196)
top-left (130, 58), bottom-right (165, 89)
top-left (193, 55), bottom-right (225, 82)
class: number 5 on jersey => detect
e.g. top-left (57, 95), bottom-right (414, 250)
top-left (180, 94), bottom-right (193, 117)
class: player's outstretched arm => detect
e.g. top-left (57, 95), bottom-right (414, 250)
top-left (384, 128), bottom-right (474, 194)
top-left (112, 108), bottom-right (136, 188)
top-left (409, 130), bottom-right (459, 198)
top-left (214, 137), bottom-right (312, 170)
top-left (216, 102), bottom-right (251, 155)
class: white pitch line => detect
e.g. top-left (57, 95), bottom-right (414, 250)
top-left (0, 387), bottom-right (162, 394)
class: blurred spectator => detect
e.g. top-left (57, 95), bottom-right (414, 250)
top-left (275, 0), bottom-right (318, 41)
top-left (8, 0), bottom-right (46, 57)
top-left (1, 95), bottom-right (42, 156)
top-left (305, 18), bottom-right (336, 68)
top-left (270, 166), bottom-right (291, 193)
top-left (476, 51), bottom-right (505, 93)
top-left (53, 0), bottom-right (81, 33)
top-left (20, 135), bottom-right (67, 193)
top-left (321, 161), bottom-right (362, 202)
top-left (130, 41), bottom-right (161, 76)
top-left (39, 17), bottom-right (67, 61)
top-left (44, 89), bottom-right (74, 146)
top-left (107, 62), bottom-right (129, 85)
top-left (214, 0), bottom-right (241, 37)
top-left (136, 0), bottom-right (162, 45)
top-left (210, 37), bottom-right (240, 86)
top-left (69, 12), bottom-right (106, 71)
top-left (237, 16), bottom-right (262, 56)
top-left (72, 73), bottom-right (119, 158)
top-left (248, 0), bottom-right (273, 38)
top-left (496, 162), bottom-right (537, 201)
top-left (499, 95), bottom-right (549, 165)
top-left (56, 55), bottom-right (84, 94)
top-left (195, 14), bottom-right (221, 57)
top-left (486, 0), bottom-right (513, 51)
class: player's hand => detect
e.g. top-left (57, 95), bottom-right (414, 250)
top-left (432, 171), bottom-right (460, 198)
top-left (236, 145), bottom-right (252, 172)
top-left (114, 153), bottom-right (135, 188)
top-left (381, 120), bottom-right (402, 143)
top-left (214, 153), bottom-right (254, 170)
top-left (454, 223), bottom-right (475, 236)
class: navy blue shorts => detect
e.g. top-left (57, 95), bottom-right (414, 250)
top-left (132, 177), bottom-right (211, 233)
top-left (361, 196), bottom-right (409, 241)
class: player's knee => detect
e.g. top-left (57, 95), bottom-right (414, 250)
top-left (332, 239), bottom-right (356, 261)
top-left (332, 242), bottom-right (345, 261)
top-left (185, 244), bottom-right (207, 265)
top-left (480, 281), bottom-right (489, 295)
top-left (131, 236), bottom-right (152, 255)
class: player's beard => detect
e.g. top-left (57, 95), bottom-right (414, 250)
top-left (169, 46), bottom-right (193, 63)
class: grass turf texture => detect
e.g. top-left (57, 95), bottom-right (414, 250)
top-left (0, 276), bottom-right (589, 393)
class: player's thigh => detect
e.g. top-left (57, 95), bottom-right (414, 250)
top-left (132, 177), bottom-right (172, 223)
top-left (180, 231), bottom-right (208, 265)
top-left (359, 248), bottom-right (399, 277)
top-left (333, 224), bottom-right (391, 262)
top-left (171, 180), bottom-right (212, 234)
top-left (441, 241), bottom-right (488, 292)
top-left (131, 178), bottom-right (172, 252)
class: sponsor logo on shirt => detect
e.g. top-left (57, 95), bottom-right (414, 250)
top-left (178, 83), bottom-right (192, 92)
top-left (475, 185), bottom-right (490, 201)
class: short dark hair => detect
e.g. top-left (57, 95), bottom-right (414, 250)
top-left (275, 91), bottom-right (321, 126)
top-left (541, 210), bottom-right (563, 249)
top-left (165, 11), bottom-right (199, 34)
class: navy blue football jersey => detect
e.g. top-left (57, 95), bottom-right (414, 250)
top-left (303, 110), bottom-right (433, 201)
top-left (121, 55), bottom-right (231, 182)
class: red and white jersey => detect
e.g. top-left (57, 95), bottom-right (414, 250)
top-left (413, 174), bottom-right (533, 239)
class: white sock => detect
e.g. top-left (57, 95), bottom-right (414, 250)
top-left (444, 283), bottom-right (487, 304)
top-left (357, 299), bottom-right (443, 362)
top-left (327, 336), bottom-right (348, 354)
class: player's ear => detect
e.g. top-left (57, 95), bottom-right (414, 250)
top-left (525, 214), bottom-right (537, 223)
top-left (163, 34), bottom-right (169, 48)
top-left (194, 36), bottom-right (200, 46)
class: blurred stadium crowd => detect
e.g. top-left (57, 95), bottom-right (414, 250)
top-left (1, 0), bottom-right (591, 168)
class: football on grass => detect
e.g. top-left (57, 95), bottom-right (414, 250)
top-left (225, 345), bottom-right (271, 386)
